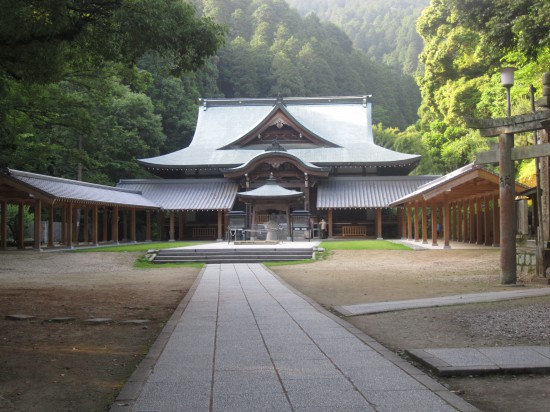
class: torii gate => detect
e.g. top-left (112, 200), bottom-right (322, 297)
top-left (466, 74), bottom-right (550, 284)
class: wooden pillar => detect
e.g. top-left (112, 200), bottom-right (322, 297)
top-left (449, 202), bottom-right (456, 241)
top-left (217, 210), bottom-right (223, 241)
top-left (169, 210), bottom-right (175, 241)
top-left (224, 211), bottom-right (228, 239)
top-left (499, 132), bottom-right (517, 284)
top-left (286, 204), bottom-right (291, 239)
top-left (443, 196), bottom-right (451, 248)
top-left (414, 203), bottom-right (420, 242)
top-left (493, 195), bottom-right (500, 247)
top-left (83, 207), bottom-right (89, 244)
top-left (122, 210), bottom-right (128, 242)
top-left (178, 211), bottom-right (184, 241)
top-left (400, 208), bottom-right (407, 239)
top-left (17, 202), bottom-right (24, 249)
top-left (112, 206), bottom-right (119, 244)
top-left (376, 208), bottom-right (383, 239)
top-left (92, 205), bottom-right (99, 246)
top-left (102, 208), bottom-right (108, 242)
top-left (464, 201), bottom-right (470, 243)
top-left (1, 201), bottom-right (7, 250)
top-left (456, 200), bottom-right (466, 242)
top-left (130, 208), bottom-right (137, 243)
top-left (72, 206), bottom-right (78, 245)
top-left (328, 208), bottom-right (333, 238)
top-left (476, 197), bottom-right (483, 245)
top-left (66, 204), bottom-right (73, 249)
top-left (47, 206), bottom-right (54, 247)
top-left (421, 202), bottom-right (428, 244)
top-left (431, 204), bottom-right (438, 246)
top-left (61, 205), bottom-right (67, 245)
top-left (33, 198), bottom-right (42, 251)
top-left (157, 211), bottom-right (164, 241)
top-left (469, 199), bottom-right (476, 244)
top-left (146, 210), bottom-right (152, 242)
top-left (484, 197), bottom-right (491, 246)
top-left (407, 206), bottom-right (413, 240)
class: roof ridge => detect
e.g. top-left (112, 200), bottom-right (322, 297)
top-left (200, 95), bottom-right (371, 108)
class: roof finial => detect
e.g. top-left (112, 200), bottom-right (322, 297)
top-left (265, 138), bottom-right (286, 152)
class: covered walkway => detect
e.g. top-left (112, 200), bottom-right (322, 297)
top-left (0, 169), bottom-right (159, 250)
top-left (390, 164), bottom-right (527, 248)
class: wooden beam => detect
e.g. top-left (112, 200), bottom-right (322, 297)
top-left (465, 111), bottom-right (550, 136)
top-left (476, 142), bottom-right (550, 165)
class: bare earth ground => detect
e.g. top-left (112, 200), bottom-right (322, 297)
top-left (0, 251), bottom-right (199, 412)
top-left (0, 248), bottom-right (549, 411)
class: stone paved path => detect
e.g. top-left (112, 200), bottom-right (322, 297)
top-left (112, 264), bottom-right (477, 412)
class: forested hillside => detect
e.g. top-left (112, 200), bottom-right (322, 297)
top-left (1, 0), bottom-right (421, 184)
top-left (285, 0), bottom-right (429, 76)
top-left (2, 0), bottom-right (548, 184)
top-left (192, 0), bottom-right (420, 129)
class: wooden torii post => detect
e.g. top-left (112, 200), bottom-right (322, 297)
top-left (466, 85), bottom-right (550, 284)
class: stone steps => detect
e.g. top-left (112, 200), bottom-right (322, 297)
top-left (152, 247), bottom-right (315, 263)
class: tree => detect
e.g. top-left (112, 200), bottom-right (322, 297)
top-left (0, 0), bottom-right (225, 84)
top-left (0, 0), bottom-right (225, 183)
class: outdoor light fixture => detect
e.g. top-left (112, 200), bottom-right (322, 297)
top-left (500, 67), bottom-right (516, 117)
top-left (500, 67), bottom-right (516, 87)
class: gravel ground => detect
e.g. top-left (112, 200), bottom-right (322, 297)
top-left (453, 302), bottom-right (550, 343)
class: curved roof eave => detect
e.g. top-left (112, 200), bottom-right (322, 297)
top-left (222, 151), bottom-right (330, 176)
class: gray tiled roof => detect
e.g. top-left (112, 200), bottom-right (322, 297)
top-left (238, 176), bottom-right (303, 199)
top-left (139, 97), bottom-right (421, 169)
top-left (117, 179), bottom-right (239, 211)
top-left (3, 169), bottom-right (159, 208)
top-left (317, 176), bottom-right (439, 209)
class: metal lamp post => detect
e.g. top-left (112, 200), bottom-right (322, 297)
top-left (499, 67), bottom-right (517, 284)
top-left (501, 67), bottom-right (516, 117)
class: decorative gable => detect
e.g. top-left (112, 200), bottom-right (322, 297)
top-left (219, 103), bottom-right (340, 150)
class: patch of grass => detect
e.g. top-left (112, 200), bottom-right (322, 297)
top-left (74, 241), bottom-right (210, 253)
top-left (134, 256), bottom-right (204, 269)
top-left (319, 240), bottom-right (411, 251)
top-left (264, 259), bottom-right (316, 267)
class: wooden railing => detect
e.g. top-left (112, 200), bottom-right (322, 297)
top-left (192, 227), bottom-right (216, 239)
top-left (342, 225), bottom-right (367, 237)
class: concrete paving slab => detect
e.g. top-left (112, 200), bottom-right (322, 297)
top-left (334, 287), bottom-right (550, 316)
top-left (407, 346), bottom-right (550, 377)
top-left (111, 263), bottom-right (478, 412)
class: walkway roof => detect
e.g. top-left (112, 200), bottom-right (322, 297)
top-left (317, 175), bottom-right (438, 209)
top-left (0, 169), bottom-right (159, 209)
top-left (389, 164), bottom-right (529, 206)
top-left (117, 179), bottom-right (239, 211)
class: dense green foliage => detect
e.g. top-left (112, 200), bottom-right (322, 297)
top-left (2, 0), bottom-right (549, 184)
top-left (285, 0), bottom-right (429, 76)
top-left (413, 0), bottom-right (550, 175)
top-left (193, 0), bottom-right (420, 129)
top-left (0, 0), bottom-right (224, 183)
top-left (1, 0), bottom-right (422, 184)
